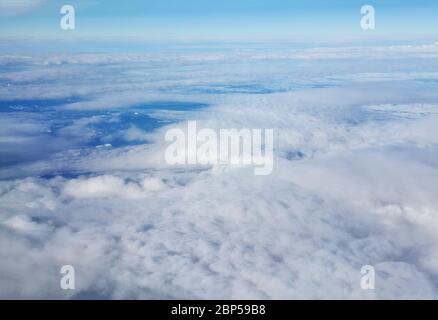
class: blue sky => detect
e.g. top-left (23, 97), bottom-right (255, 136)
top-left (0, 0), bottom-right (438, 42)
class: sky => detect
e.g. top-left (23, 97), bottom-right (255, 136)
top-left (0, 0), bottom-right (438, 42)
top-left (1, 0), bottom-right (438, 300)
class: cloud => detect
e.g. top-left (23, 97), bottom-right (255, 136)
top-left (2, 214), bottom-right (53, 235)
top-left (63, 175), bottom-right (167, 199)
top-left (0, 0), bottom-right (46, 16)
top-left (1, 43), bottom-right (438, 299)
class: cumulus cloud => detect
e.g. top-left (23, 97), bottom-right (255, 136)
top-left (63, 175), bottom-right (167, 199)
top-left (2, 214), bottom-right (53, 235)
top-left (1, 43), bottom-right (438, 299)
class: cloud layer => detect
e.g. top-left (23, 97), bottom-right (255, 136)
top-left (1, 43), bottom-right (438, 298)
top-left (0, 0), bottom-right (46, 16)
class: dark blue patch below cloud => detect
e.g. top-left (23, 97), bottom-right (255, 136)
top-left (0, 99), bottom-right (208, 177)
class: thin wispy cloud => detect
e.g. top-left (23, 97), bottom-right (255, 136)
top-left (0, 0), bottom-right (46, 16)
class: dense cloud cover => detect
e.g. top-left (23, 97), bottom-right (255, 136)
top-left (1, 44), bottom-right (438, 298)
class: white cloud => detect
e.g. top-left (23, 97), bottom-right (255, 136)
top-left (63, 175), bottom-right (167, 199)
top-left (1, 44), bottom-right (438, 299)
top-left (2, 214), bottom-right (53, 235)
